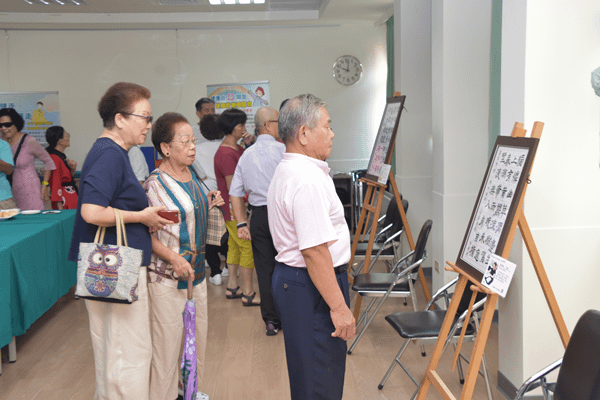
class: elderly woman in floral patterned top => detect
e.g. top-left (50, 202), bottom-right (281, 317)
top-left (144, 112), bottom-right (223, 400)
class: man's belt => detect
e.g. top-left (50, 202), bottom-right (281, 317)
top-left (248, 204), bottom-right (267, 211)
top-left (334, 263), bottom-right (349, 274)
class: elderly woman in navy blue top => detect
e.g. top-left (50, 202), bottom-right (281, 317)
top-left (68, 82), bottom-right (173, 400)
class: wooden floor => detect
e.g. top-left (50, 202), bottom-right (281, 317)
top-left (0, 261), bottom-right (507, 400)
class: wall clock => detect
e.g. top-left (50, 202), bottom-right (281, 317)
top-left (333, 55), bottom-right (362, 86)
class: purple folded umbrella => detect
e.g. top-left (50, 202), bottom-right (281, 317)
top-left (181, 278), bottom-right (198, 400)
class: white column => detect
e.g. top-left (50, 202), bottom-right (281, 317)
top-left (430, 0), bottom-right (493, 290)
top-left (393, 0), bottom-right (433, 270)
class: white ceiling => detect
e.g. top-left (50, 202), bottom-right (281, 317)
top-left (0, 0), bottom-right (394, 30)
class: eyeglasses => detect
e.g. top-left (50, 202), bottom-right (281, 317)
top-left (265, 120), bottom-right (278, 127)
top-left (120, 112), bottom-right (153, 124)
top-left (171, 138), bottom-right (199, 146)
top-left (0, 122), bottom-right (14, 128)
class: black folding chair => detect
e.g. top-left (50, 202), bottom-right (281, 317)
top-left (514, 309), bottom-right (600, 400)
top-left (378, 277), bottom-right (492, 400)
top-left (347, 219), bottom-right (431, 355)
top-left (350, 196), bottom-right (408, 279)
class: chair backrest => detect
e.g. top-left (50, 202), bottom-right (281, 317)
top-left (384, 198), bottom-right (408, 236)
top-left (554, 309), bottom-right (600, 400)
top-left (412, 219), bottom-right (432, 263)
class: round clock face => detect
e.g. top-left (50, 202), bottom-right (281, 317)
top-left (333, 55), bottom-right (362, 86)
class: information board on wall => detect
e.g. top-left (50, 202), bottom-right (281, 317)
top-left (0, 91), bottom-right (61, 145)
top-left (365, 95), bottom-right (405, 182)
top-left (456, 135), bottom-right (539, 280)
top-left (207, 81), bottom-right (270, 135)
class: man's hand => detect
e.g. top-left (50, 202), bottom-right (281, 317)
top-left (330, 305), bottom-right (356, 341)
top-left (237, 225), bottom-right (251, 241)
top-left (302, 243), bottom-right (355, 341)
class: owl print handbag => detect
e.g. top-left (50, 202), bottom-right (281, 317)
top-left (75, 208), bottom-right (143, 303)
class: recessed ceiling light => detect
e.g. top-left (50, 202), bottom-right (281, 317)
top-left (239, 0), bottom-right (251, 3)
top-left (254, 0), bottom-right (265, 3)
top-left (23, 0), bottom-right (86, 4)
top-left (223, 0), bottom-right (236, 4)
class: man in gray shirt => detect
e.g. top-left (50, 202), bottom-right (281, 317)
top-left (230, 106), bottom-right (284, 336)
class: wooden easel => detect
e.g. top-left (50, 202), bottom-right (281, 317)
top-left (349, 92), bottom-right (431, 320)
top-left (416, 121), bottom-right (570, 400)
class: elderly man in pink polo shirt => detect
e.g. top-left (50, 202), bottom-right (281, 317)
top-left (267, 94), bottom-right (355, 400)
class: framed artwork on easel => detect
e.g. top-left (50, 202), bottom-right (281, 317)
top-left (364, 95), bottom-right (406, 183)
top-left (455, 135), bottom-right (539, 281)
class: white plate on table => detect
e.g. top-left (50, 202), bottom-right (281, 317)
top-left (21, 210), bottom-right (41, 215)
top-left (42, 210), bottom-right (61, 214)
top-left (0, 208), bottom-right (20, 220)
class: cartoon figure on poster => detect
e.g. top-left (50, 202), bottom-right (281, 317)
top-left (206, 81), bottom-right (270, 135)
top-left (247, 86), bottom-right (268, 107)
top-left (32, 101), bottom-right (50, 128)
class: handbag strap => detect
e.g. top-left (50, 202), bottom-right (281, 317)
top-left (13, 134), bottom-right (27, 164)
top-left (91, 208), bottom-right (128, 246)
top-left (113, 208), bottom-right (129, 247)
top-left (94, 225), bottom-right (106, 244)
top-left (190, 165), bottom-right (211, 193)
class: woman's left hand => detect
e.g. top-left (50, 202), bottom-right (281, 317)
top-left (207, 190), bottom-right (225, 208)
top-left (41, 185), bottom-right (49, 202)
top-left (67, 159), bottom-right (77, 171)
top-left (242, 132), bottom-right (254, 146)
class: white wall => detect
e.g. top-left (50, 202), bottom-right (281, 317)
top-left (499, 0), bottom-right (600, 391)
top-left (0, 23), bottom-right (387, 173)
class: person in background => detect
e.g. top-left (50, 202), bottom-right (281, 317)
top-left (0, 107), bottom-right (56, 210)
top-left (68, 82), bottom-right (172, 400)
top-left (267, 94), bottom-right (355, 400)
top-left (230, 106), bottom-right (284, 335)
top-left (193, 113), bottom-right (228, 285)
top-left (45, 125), bottom-right (78, 209)
top-left (128, 144), bottom-right (150, 185)
top-left (279, 98), bottom-right (290, 110)
top-left (0, 137), bottom-right (16, 210)
top-left (214, 108), bottom-right (260, 306)
top-left (145, 112), bottom-right (223, 400)
top-left (192, 97), bottom-right (216, 147)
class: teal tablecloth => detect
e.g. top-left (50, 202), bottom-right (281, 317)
top-left (0, 210), bottom-right (76, 349)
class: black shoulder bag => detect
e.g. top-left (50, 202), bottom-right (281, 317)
top-left (7, 134), bottom-right (27, 187)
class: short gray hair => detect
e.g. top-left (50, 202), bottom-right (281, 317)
top-left (278, 94), bottom-right (327, 144)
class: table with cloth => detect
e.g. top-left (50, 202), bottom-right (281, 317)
top-left (0, 210), bottom-right (77, 372)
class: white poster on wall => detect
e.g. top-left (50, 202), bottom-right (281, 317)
top-left (0, 91), bottom-right (61, 145)
top-left (207, 81), bottom-right (270, 136)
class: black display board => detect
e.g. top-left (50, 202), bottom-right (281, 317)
top-left (364, 95), bottom-right (406, 183)
top-left (455, 135), bottom-right (539, 281)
